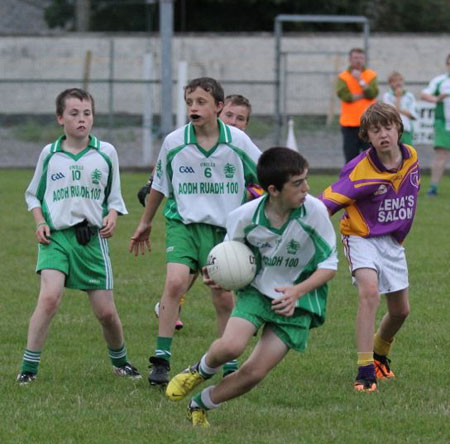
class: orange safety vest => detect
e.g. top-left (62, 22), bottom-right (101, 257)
top-left (339, 69), bottom-right (377, 127)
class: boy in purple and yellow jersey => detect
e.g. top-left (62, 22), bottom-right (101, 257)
top-left (320, 102), bottom-right (420, 392)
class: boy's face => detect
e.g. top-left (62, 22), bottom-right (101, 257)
top-left (185, 87), bottom-right (223, 128)
top-left (276, 169), bottom-right (310, 209)
top-left (221, 103), bottom-right (250, 131)
top-left (389, 75), bottom-right (404, 91)
top-left (57, 97), bottom-right (93, 140)
top-left (367, 123), bottom-right (399, 154)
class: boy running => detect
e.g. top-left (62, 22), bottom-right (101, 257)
top-left (320, 102), bottom-right (420, 391)
top-left (166, 147), bottom-right (337, 427)
top-left (17, 88), bottom-right (140, 384)
top-left (129, 78), bottom-right (261, 386)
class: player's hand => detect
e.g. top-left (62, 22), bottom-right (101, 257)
top-left (351, 69), bottom-right (361, 80)
top-left (100, 211), bottom-right (117, 238)
top-left (129, 223), bottom-right (152, 256)
top-left (272, 286), bottom-right (300, 317)
top-left (201, 266), bottom-right (223, 290)
top-left (437, 93), bottom-right (450, 102)
top-left (36, 223), bottom-right (51, 245)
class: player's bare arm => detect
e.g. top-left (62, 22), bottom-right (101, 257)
top-left (273, 268), bottom-right (336, 317)
top-left (129, 188), bottom-right (165, 256)
top-left (31, 207), bottom-right (51, 245)
top-left (100, 209), bottom-right (118, 238)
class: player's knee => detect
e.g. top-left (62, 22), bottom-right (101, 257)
top-left (215, 338), bottom-right (244, 361)
top-left (38, 292), bottom-right (62, 317)
top-left (238, 361), bottom-right (267, 386)
top-left (391, 307), bottom-right (410, 322)
top-left (96, 308), bottom-right (118, 326)
top-left (358, 285), bottom-right (380, 305)
top-left (164, 276), bottom-right (188, 299)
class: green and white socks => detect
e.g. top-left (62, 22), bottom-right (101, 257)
top-left (108, 344), bottom-right (128, 367)
top-left (21, 349), bottom-right (41, 374)
top-left (191, 386), bottom-right (221, 411)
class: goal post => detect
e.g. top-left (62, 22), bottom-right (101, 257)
top-left (274, 15), bottom-right (370, 144)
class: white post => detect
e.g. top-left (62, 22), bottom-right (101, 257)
top-left (176, 60), bottom-right (188, 128)
top-left (142, 52), bottom-right (154, 166)
top-left (286, 117), bottom-right (298, 152)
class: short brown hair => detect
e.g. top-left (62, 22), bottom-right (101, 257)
top-left (387, 71), bottom-right (403, 84)
top-left (56, 88), bottom-right (95, 117)
top-left (224, 94), bottom-right (252, 121)
top-left (349, 48), bottom-right (365, 57)
top-left (359, 102), bottom-right (403, 142)
top-left (184, 77), bottom-right (224, 104)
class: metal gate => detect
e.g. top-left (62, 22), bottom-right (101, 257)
top-left (274, 15), bottom-right (370, 144)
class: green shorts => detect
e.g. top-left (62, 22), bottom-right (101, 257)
top-left (434, 119), bottom-right (450, 149)
top-left (165, 219), bottom-right (226, 273)
top-left (36, 227), bottom-right (113, 291)
top-left (232, 287), bottom-right (313, 352)
top-left (401, 131), bottom-right (413, 146)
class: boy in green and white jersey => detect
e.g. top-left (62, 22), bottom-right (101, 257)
top-left (165, 147), bottom-right (337, 427)
top-left (129, 78), bottom-right (261, 386)
top-left (17, 88), bottom-right (140, 384)
top-left (142, 93), bottom-right (256, 332)
top-left (420, 53), bottom-right (450, 196)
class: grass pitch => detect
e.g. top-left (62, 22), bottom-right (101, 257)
top-left (1, 170), bottom-right (449, 444)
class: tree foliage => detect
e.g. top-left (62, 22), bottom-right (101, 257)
top-left (44, 0), bottom-right (450, 32)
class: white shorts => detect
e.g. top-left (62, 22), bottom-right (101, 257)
top-left (342, 235), bottom-right (409, 294)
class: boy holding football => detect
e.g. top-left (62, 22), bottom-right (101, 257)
top-left (129, 78), bottom-right (261, 386)
top-left (320, 102), bottom-right (420, 391)
top-left (165, 147), bottom-right (337, 427)
top-left (17, 88), bottom-right (140, 384)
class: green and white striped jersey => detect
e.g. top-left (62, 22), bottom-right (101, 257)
top-left (422, 73), bottom-right (450, 127)
top-left (152, 119), bottom-right (260, 228)
top-left (25, 135), bottom-right (127, 230)
top-left (227, 194), bottom-right (338, 325)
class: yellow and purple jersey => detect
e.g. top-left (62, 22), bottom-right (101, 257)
top-left (319, 144), bottom-right (420, 243)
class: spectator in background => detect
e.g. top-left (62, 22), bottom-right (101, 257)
top-left (420, 54), bottom-right (450, 197)
top-left (336, 48), bottom-right (379, 163)
top-left (383, 71), bottom-right (417, 146)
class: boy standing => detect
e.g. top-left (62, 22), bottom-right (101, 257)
top-left (383, 71), bottom-right (417, 145)
top-left (420, 53), bottom-right (450, 196)
top-left (17, 88), bottom-right (140, 384)
top-left (129, 78), bottom-right (261, 386)
top-left (141, 93), bottom-right (254, 331)
top-left (320, 102), bottom-right (420, 391)
top-left (166, 147), bottom-right (337, 427)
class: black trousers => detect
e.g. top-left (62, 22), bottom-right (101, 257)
top-left (341, 126), bottom-right (369, 163)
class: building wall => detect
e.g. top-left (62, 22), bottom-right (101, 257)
top-left (0, 33), bottom-right (448, 116)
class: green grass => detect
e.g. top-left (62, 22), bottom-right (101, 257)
top-left (1, 170), bottom-right (449, 443)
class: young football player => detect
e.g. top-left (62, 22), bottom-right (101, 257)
top-left (383, 71), bottom-right (417, 145)
top-left (137, 93), bottom-right (255, 331)
top-left (129, 78), bottom-right (261, 386)
top-left (420, 53), bottom-right (450, 196)
top-left (320, 102), bottom-right (420, 391)
top-left (17, 88), bottom-right (140, 384)
top-left (165, 147), bottom-right (337, 427)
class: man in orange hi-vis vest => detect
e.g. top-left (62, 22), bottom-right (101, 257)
top-left (336, 48), bottom-right (378, 163)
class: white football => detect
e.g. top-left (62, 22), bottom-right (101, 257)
top-left (206, 241), bottom-right (256, 290)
